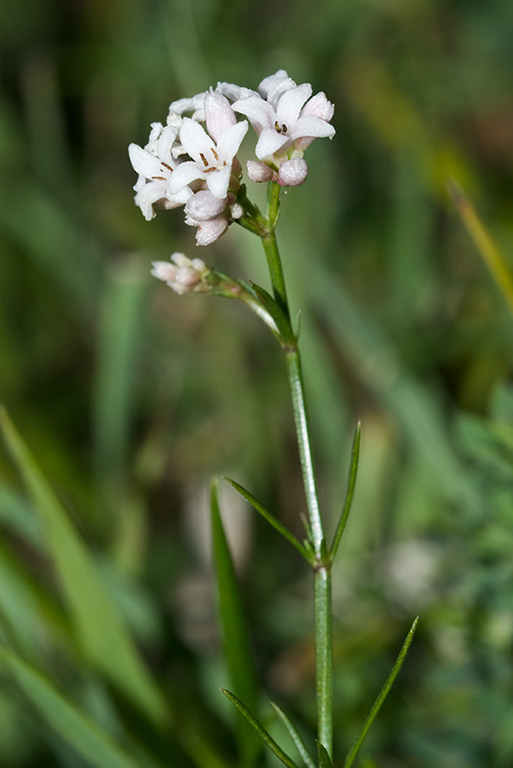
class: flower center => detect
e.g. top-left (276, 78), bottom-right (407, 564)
top-left (199, 148), bottom-right (227, 174)
top-left (274, 120), bottom-right (288, 135)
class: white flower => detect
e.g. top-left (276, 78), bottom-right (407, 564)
top-left (169, 90), bottom-right (208, 123)
top-left (232, 74), bottom-right (335, 163)
top-left (168, 92), bottom-right (248, 200)
top-left (151, 253), bottom-right (210, 294)
top-left (128, 123), bottom-right (192, 220)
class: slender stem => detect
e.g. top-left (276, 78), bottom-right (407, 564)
top-left (285, 349), bottom-right (324, 553)
top-left (315, 564), bottom-right (333, 757)
top-left (256, 181), bottom-right (333, 757)
top-left (261, 229), bottom-right (289, 319)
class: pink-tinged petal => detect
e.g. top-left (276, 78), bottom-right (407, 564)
top-left (206, 164), bottom-right (232, 198)
top-left (258, 70), bottom-right (296, 105)
top-left (216, 120), bottom-right (248, 162)
top-left (289, 115), bottom-right (336, 141)
top-left (276, 83), bottom-right (313, 125)
top-left (170, 91), bottom-right (207, 116)
top-left (179, 118), bottom-right (215, 162)
top-left (300, 91), bottom-right (335, 122)
top-left (195, 216), bottom-right (228, 246)
top-left (216, 81), bottom-right (258, 101)
top-left (168, 161), bottom-right (205, 193)
top-left (232, 96), bottom-right (275, 132)
top-left (128, 144), bottom-right (165, 179)
top-left (205, 91), bottom-right (237, 143)
top-left (255, 129), bottom-right (289, 160)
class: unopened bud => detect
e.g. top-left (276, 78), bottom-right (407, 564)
top-left (246, 160), bottom-right (275, 183)
top-left (278, 158), bottom-right (308, 187)
top-left (151, 253), bottom-right (210, 294)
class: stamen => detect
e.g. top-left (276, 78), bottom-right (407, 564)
top-left (200, 153), bottom-right (209, 167)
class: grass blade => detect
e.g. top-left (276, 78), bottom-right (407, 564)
top-left (0, 406), bottom-right (168, 727)
top-left (330, 421), bottom-right (361, 560)
top-left (344, 617), bottom-right (419, 768)
top-left (211, 480), bottom-right (260, 766)
top-left (448, 180), bottom-right (513, 318)
top-left (223, 477), bottom-right (312, 563)
top-left (0, 645), bottom-right (144, 768)
top-left (221, 688), bottom-right (299, 768)
top-left (270, 701), bottom-right (316, 768)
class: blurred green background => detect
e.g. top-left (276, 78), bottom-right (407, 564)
top-left (2, 0), bottom-right (513, 766)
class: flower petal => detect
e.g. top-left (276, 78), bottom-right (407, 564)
top-left (289, 115), bottom-right (335, 140)
top-left (206, 165), bottom-right (232, 198)
top-left (179, 118), bottom-right (215, 163)
top-left (232, 96), bottom-right (275, 133)
top-left (167, 161), bottom-right (206, 193)
top-left (276, 83), bottom-right (313, 125)
top-left (255, 129), bottom-right (289, 160)
top-left (216, 120), bottom-right (248, 162)
top-left (205, 91), bottom-right (237, 144)
top-left (128, 144), bottom-right (165, 179)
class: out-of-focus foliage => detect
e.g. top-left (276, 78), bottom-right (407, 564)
top-left (1, 0), bottom-right (513, 766)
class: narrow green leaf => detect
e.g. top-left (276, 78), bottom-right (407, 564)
top-left (330, 421), bottom-right (361, 560)
top-left (0, 645), bottom-right (143, 768)
top-left (223, 477), bottom-right (312, 563)
top-left (270, 702), bottom-right (316, 768)
top-left (249, 281), bottom-right (296, 345)
top-left (221, 689), bottom-right (299, 768)
top-left (316, 741), bottom-right (333, 768)
top-left (0, 407), bottom-right (169, 727)
top-left (344, 617), bottom-right (419, 768)
top-left (210, 480), bottom-right (260, 766)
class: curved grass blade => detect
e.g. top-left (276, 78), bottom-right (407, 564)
top-left (0, 407), bottom-right (168, 727)
top-left (223, 477), bottom-right (313, 563)
top-left (330, 421), bottom-right (361, 561)
top-left (0, 646), bottom-right (144, 768)
top-left (344, 617), bottom-right (419, 768)
top-left (221, 688), bottom-right (299, 768)
top-left (448, 180), bottom-right (513, 318)
top-left (270, 702), bottom-right (316, 768)
top-left (211, 480), bottom-right (260, 767)
top-left (316, 741), bottom-right (333, 768)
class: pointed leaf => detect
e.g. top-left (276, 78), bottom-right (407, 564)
top-left (211, 480), bottom-right (260, 765)
top-left (0, 407), bottom-right (168, 727)
top-left (223, 477), bottom-right (312, 563)
top-left (221, 689), bottom-right (299, 768)
top-left (0, 645), bottom-right (143, 768)
top-left (344, 617), bottom-right (419, 768)
top-left (316, 741), bottom-right (333, 768)
top-left (270, 702), bottom-right (316, 768)
top-left (330, 421), bottom-right (361, 560)
top-left (249, 281), bottom-right (296, 346)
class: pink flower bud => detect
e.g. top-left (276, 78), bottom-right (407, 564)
top-left (185, 190), bottom-right (227, 222)
top-left (278, 158), bottom-right (308, 187)
top-left (246, 160), bottom-right (275, 183)
top-left (151, 253), bottom-right (210, 294)
top-left (195, 216), bottom-right (229, 246)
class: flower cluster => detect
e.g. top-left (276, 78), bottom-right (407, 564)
top-left (129, 70), bottom-right (335, 246)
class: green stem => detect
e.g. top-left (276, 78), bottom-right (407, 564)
top-left (285, 350), bottom-right (323, 553)
top-left (257, 181), bottom-right (332, 757)
top-left (315, 563), bottom-right (333, 757)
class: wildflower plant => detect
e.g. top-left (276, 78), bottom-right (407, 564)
top-left (129, 70), bottom-right (418, 767)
